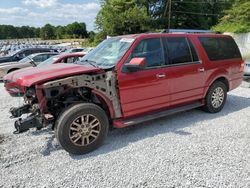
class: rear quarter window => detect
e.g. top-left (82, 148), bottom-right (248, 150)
top-left (199, 37), bottom-right (241, 61)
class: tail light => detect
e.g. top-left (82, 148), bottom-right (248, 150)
top-left (240, 60), bottom-right (244, 72)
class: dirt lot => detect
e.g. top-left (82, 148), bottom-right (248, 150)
top-left (0, 83), bottom-right (250, 187)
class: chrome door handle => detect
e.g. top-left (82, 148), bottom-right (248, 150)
top-left (156, 73), bottom-right (166, 78)
top-left (198, 68), bottom-right (205, 72)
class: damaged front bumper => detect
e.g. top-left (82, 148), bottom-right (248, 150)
top-left (10, 104), bottom-right (53, 134)
top-left (13, 115), bottom-right (43, 134)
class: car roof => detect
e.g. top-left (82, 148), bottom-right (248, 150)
top-left (19, 48), bottom-right (55, 52)
top-left (29, 52), bottom-right (59, 56)
top-left (58, 52), bottom-right (85, 58)
top-left (116, 33), bottom-right (230, 39)
top-left (71, 47), bottom-right (84, 49)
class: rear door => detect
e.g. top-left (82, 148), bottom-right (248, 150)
top-left (118, 37), bottom-right (171, 117)
top-left (163, 36), bottom-right (206, 106)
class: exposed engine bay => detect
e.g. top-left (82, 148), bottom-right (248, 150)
top-left (10, 71), bottom-right (121, 133)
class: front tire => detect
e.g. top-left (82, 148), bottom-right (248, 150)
top-left (202, 81), bottom-right (227, 113)
top-left (55, 103), bottom-right (109, 155)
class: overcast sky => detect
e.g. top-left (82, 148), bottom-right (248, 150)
top-left (0, 0), bottom-right (100, 31)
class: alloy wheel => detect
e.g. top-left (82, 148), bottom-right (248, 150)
top-left (69, 114), bottom-right (101, 146)
top-left (211, 87), bottom-right (224, 108)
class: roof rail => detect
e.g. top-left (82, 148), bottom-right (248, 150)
top-left (161, 29), bottom-right (214, 33)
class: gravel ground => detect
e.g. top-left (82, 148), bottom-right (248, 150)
top-left (1, 82), bottom-right (250, 188)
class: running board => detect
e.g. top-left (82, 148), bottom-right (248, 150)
top-left (113, 102), bottom-right (203, 128)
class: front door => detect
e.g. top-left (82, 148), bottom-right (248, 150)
top-left (117, 37), bottom-right (171, 118)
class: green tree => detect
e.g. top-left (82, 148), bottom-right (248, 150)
top-left (138, 0), bottom-right (233, 30)
top-left (40, 24), bottom-right (56, 40)
top-left (66, 22), bottom-right (88, 38)
top-left (0, 22), bottom-right (89, 40)
top-left (55, 26), bottom-right (66, 39)
top-left (95, 0), bottom-right (233, 39)
top-left (96, 0), bottom-right (151, 36)
top-left (88, 31), bottom-right (96, 42)
top-left (214, 0), bottom-right (250, 33)
top-left (18, 26), bottom-right (36, 38)
top-left (34, 27), bottom-right (41, 38)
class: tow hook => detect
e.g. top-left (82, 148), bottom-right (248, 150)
top-left (13, 116), bottom-right (43, 134)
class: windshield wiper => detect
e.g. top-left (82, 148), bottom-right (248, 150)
top-left (81, 59), bottom-right (98, 68)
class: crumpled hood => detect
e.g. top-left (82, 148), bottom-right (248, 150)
top-left (4, 63), bottom-right (103, 87)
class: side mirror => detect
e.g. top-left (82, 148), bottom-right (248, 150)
top-left (124, 58), bottom-right (146, 72)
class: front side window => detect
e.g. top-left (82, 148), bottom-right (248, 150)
top-left (165, 37), bottom-right (192, 65)
top-left (65, 57), bottom-right (75, 63)
top-left (130, 38), bottom-right (164, 68)
top-left (73, 56), bottom-right (80, 62)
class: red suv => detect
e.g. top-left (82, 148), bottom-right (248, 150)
top-left (5, 32), bottom-right (243, 155)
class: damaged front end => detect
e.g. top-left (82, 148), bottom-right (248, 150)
top-left (10, 88), bottom-right (52, 134)
top-left (10, 71), bottom-right (122, 134)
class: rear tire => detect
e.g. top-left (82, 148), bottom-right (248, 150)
top-left (202, 81), bottom-right (227, 113)
top-left (55, 103), bottom-right (109, 155)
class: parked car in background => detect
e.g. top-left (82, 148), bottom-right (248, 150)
top-left (244, 58), bottom-right (250, 76)
top-left (4, 32), bottom-right (243, 155)
top-left (82, 47), bottom-right (94, 55)
top-left (4, 52), bottom-right (85, 94)
top-left (0, 48), bottom-right (58, 64)
top-left (64, 48), bottom-right (84, 53)
top-left (0, 52), bottom-right (58, 79)
top-left (37, 52), bottom-right (85, 67)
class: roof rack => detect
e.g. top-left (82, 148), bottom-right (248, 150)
top-left (161, 29), bottom-right (214, 33)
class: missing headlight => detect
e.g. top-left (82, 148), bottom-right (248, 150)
top-left (25, 88), bottom-right (36, 99)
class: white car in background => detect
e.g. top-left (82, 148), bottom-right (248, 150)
top-left (244, 58), bottom-right (250, 76)
top-left (64, 48), bottom-right (85, 53)
top-left (0, 52), bottom-right (58, 79)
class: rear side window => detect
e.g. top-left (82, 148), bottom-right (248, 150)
top-left (73, 56), bottom-right (80, 62)
top-left (165, 37), bottom-right (192, 65)
top-left (66, 57), bottom-right (75, 63)
top-left (187, 39), bottom-right (199, 62)
top-left (199, 37), bottom-right (241, 61)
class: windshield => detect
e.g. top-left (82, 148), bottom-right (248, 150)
top-left (18, 54), bottom-right (36, 64)
top-left (79, 37), bottom-right (135, 68)
top-left (37, 55), bottom-right (60, 67)
top-left (7, 49), bottom-right (21, 57)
